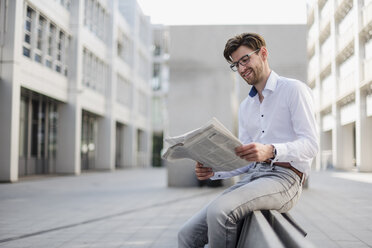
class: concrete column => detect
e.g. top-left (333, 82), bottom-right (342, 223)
top-left (333, 104), bottom-right (342, 169)
top-left (359, 93), bottom-right (372, 171)
top-left (314, 2), bottom-right (323, 171)
top-left (95, 0), bottom-right (117, 170)
top-left (96, 117), bottom-right (115, 170)
top-left (55, 0), bottom-right (84, 174)
top-left (123, 125), bottom-right (137, 167)
top-left (0, 0), bottom-right (23, 182)
top-left (339, 123), bottom-right (355, 169)
top-left (354, 0), bottom-right (370, 171)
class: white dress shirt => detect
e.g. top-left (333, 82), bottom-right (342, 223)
top-left (211, 71), bottom-right (319, 180)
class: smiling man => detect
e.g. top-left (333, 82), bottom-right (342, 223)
top-left (178, 33), bottom-right (319, 248)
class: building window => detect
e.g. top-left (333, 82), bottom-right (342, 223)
top-left (117, 30), bottom-right (133, 66)
top-left (84, 0), bottom-right (107, 42)
top-left (55, 0), bottom-right (71, 10)
top-left (23, 6), bottom-right (33, 59)
top-left (82, 48), bottom-right (107, 94)
top-left (22, 5), bottom-right (69, 75)
top-left (81, 111), bottom-right (98, 170)
top-left (23, 47), bottom-right (31, 57)
top-left (116, 74), bottom-right (132, 107)
top-left (35, 54), bottom-right (42, 63)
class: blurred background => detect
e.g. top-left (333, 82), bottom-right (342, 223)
top-left (1, 0), bottom-right (372, 185)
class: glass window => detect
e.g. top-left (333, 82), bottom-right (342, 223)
top-left (19, 96), bottom-right (29, 157)
top-left (35, 54), bottom-right (42, 63)
top-left (23, 47), bottom-right (30, 57)
top-left (46, 60), bottom-right (52, 68)
top-left (48, 24), bottom-right (55, 56)
top-left (24, 34), bottom-right (30, 44)
top-left (37, 16), bottom-right (45, 50)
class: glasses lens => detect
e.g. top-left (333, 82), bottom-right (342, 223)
top-left (230, 64), bottom-right (238, 71)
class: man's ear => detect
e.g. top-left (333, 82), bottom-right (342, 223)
top-left (260, 46), bottom-right (268, 61)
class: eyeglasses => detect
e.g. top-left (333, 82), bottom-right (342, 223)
top-left (229, 49), bottom-right (260, 72)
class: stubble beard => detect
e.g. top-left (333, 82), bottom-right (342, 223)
top-left (242, 64), bottom-right (263, 86)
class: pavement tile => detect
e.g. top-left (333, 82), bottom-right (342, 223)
top-left (1, 168), bottom-right (372, 247)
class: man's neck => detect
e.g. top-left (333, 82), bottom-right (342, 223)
top-left (255, 68), bottom-right (272, 98)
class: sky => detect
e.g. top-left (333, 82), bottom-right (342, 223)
top-left (136, 0), bottom-right (309, 25)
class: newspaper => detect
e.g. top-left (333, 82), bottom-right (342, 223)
top-left (162, 117), bottom-right (250, 172)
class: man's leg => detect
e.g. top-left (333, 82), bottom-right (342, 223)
top-left (206, 166), bottom-right (302, 248)
top-left (178, 176), bottom-right (256, 248)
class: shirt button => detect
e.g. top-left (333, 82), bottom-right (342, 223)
top-left (261, 115), bottom-right (264, 117)
top-left (262, 130), bottom-right (264, 133)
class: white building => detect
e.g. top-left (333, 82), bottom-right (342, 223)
top-left (151, 24), bottom-right (170, 167)
top-left (0, 0), bottom-right (153, 182)
top-left (306, 0), bottom-right (372, 172)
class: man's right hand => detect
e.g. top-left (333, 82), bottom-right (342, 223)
top-left (195, 162), bottom-right (214, 180)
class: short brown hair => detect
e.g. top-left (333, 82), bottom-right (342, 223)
top-left (223, 33), bottom-right (266, 63)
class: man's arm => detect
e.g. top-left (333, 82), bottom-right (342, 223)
top-left (272, 82), bottom-right (319, 163)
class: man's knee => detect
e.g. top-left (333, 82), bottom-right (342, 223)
top-left (207, 200), bottom-right (233, 227)
top-left (207, 199), bottom-right (249, 227)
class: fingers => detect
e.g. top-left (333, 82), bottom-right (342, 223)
top-left (195, 162), bottom-right (214, 180)
top-left (235, 144), bottom-right (257, 159)
top-left (196, 170), bottom-right (214, 180)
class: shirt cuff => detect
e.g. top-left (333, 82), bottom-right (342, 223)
top-left (271, 143), bottom-right (288, 162)
top-left (210, 172), bottom-right (224, 180)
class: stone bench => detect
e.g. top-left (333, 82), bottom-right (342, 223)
top-left (236, 210), bottom-right (314, 248)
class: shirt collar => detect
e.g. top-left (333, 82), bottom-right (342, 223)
top-left (248, 71), bottom-right (278, 98)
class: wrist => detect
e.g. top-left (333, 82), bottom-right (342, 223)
top-left (269, 144), bottom-right (276, 160)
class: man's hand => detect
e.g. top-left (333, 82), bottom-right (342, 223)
top-left (235, 143), bottom-right (274, 162)
top-left (195, 162), bottom-right (214, 180)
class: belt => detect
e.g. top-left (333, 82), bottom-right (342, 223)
top-left (273, 162), bottom-right (304, 181)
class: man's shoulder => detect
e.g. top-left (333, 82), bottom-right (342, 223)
top-left (277, 75), bottom-right (309, 92)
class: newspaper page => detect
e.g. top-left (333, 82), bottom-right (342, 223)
top-left (162, 118), bottom-right (250, 172)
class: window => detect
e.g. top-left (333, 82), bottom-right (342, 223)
top-left (82, 48), bottom-right (106, 94)
top-left (22, 4), bottom-right (69, 76)
top-left (36, 16), bottom-right (45, 50)
top-left (23, 7), bottom-right (33, 58)
top-left (23, 47), bottom-right (30, 57)
top-left (47, 24), bottom-right (55, 56)
top-left (35, 54), bottom-right (42, 63)
top-left (84, 0), bottom-right (106, 42)
top-left (117, 74), bottom-right (132, 107)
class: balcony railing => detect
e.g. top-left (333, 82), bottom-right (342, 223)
top-left (337, 26), bottom-right (354, 53)
top-left (320, 15), bottom-right (331, 32)
top-left (364, 58), bottom-right (372, 82)
top-left (362, 2), bottom-right (372, 27)
top-left (338, 72), bottom-right (355, 97)
top-left (308, 68), bottom-right (316, 83)
top-left (322, 88), bottom-right (334, 108)
top-left (320, 52), bottom-right (332, 70)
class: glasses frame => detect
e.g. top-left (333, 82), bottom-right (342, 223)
top-left (230, 48), bottom-right (260, 72)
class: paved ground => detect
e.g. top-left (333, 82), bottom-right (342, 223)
top-left (0, 167), bottom-right (371, 248)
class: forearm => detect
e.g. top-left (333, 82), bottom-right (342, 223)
top-left (210, 163), bottom-right (254, 180)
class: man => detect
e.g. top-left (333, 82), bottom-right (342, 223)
top-left (178, 33), bottom-right (319, 248)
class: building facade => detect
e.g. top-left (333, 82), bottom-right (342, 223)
top-left (0, 0), bottom-right (153, 182)
top-left (306, 0), bottom-right (372, 172)
top-left (151, 24), bottom-right (170, 167)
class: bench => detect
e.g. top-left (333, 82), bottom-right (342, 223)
top-left (236, 210), bottom-right (314, 248)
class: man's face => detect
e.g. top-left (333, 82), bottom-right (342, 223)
top-left (230, 46), bottom-right (263, 86)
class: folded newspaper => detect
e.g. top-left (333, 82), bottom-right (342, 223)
top-left (162, 117), bottom-right (250, 172)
